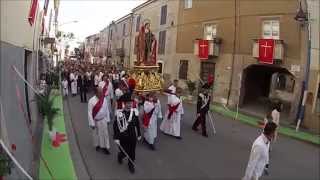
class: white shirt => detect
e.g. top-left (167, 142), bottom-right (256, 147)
top-left (62, 80), bottom-right (68, 89)
top-left (69, 73), bottom-right (75, 81)
top-left (243, 134), bottom-right (270, 180)
top-left (98, 80), bottom-right (114, 98)
top-left (86, 72), bottom-right (92, 80)
top-left (168, 85), bottom-right (176, 94)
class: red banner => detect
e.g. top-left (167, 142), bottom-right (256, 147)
top-left (28, 0), bottom-right (38, 26)
top-left (198, 40), bottom-right (209, 60)
top-left (258, 39), bottom-right (275, 64)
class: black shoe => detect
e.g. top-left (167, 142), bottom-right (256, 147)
top-left (202, 133), bottom-right (208, 138)
top-left (128, 163), bottom-right (135, 174)
top-left (117, 154), bottom-right (123, 164)
top-left (149, 144), bottom-right (156, 151)
top-left (175, 136), bottom-right (182, 140)
top-left (95, 146), bottom-right (101, 152)
top-left (101, 148), bottom-right (110, 155)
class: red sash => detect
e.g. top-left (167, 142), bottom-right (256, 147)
top-left (167, 103), bottom-right (180, 120)
top-left (92, 97), bottom-right (105, 120)
top-left (102, 80), bottom-right (109, 96)
top-left (143, 107), bottom-right (155, 127)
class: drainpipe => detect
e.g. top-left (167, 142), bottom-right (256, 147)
top-left (227, 0), bottom-right (238, 106)
top-left (296, 0), bottom-right (311, 131)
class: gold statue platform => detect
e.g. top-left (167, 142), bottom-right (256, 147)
top-left (129, 65), bottom-right (163, 92)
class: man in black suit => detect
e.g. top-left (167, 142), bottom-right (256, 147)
top-left (78, 71), bottom-right (89, 103)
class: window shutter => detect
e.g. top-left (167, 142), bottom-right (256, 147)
top-left (160, 5), bottom-right (167, 25)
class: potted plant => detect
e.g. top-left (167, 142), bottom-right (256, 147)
top-left (186, 80), bottom-right (196, 100)
top-left (36, 89), bottom-right (60, 141)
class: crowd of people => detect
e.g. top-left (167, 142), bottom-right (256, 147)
top-left (59, 60), bottom-right (278, 179)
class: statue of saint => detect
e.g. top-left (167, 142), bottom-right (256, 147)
top-left (136, 21), bottom-right (157, 66)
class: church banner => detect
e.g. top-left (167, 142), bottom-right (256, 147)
top-left (258, 39), bottom-right (275, 64)
top-left (28, 0), bottom-right (38, 26)
top-left (198, 39), bottom-right (209, 60)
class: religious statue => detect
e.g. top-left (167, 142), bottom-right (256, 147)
top-left (136, 21), bottom-right (157, 66)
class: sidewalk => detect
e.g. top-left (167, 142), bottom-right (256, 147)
top-left (39, 91), bottom-right (77, 179)
top-left (211, 104), bottom-right (320, 145)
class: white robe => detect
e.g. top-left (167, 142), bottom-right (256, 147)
top-left (143, 100), bottom-right (162, 144)
top-left (88, 96), bottom-right (111, 149)
top-left (160, 95), bottom-right (184, 137)
top-left (243, 134), bottom-right (270, 180)
top-left (62, 80), bottom-right (68, 96)
top-left (70, 73), bottom-right (77, 95)
top-left (98, 80), bottom-right (114, 116)
top-left (166, 85), bottom-right (176, 102)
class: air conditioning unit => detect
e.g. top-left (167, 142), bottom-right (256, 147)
top-left (194, 38), bottom-right (221, 57)
top-left (252, 39), bottom-right (284, 61)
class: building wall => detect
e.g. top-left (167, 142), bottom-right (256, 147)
top-left (130, 0), bottom-right (180, 80)
top-left (174, 0), bottom-right (316, 129)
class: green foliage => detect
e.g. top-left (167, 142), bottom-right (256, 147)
top-left (186, 80), bottom-right (196, 95)
top-left (36, 89), bottom-right (60, 131)
top-left (0, 148), bottom-right (13, 176)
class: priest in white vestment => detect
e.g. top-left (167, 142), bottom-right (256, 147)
top-left (98, 75), bottom-right (114, 118)
top-left (160, 89), bottom-right (184, 139)
top-left (70, 72), bottom-right (78, 96)
top-left (143, 94), bottom-right (162, 150)
top-left (88, 87), bottom-right (111, 154)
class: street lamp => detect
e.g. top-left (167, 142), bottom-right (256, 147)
top-left (295, 0), bottom-right (311, 132)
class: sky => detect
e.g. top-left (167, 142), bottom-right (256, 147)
top-left (58, 0), bottom-right (146, 41)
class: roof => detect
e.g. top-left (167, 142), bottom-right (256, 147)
top-left (132, 0), bottom-right (157, 12)
top-left (115, 13), bottom-right (133, 24)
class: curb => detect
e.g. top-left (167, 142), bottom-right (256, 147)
top-left (211, 105), bottom-right (320, 146)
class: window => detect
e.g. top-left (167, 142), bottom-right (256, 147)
top-left (158, 30), bottom-right (166, 54)
top-left (160, 5), bottom-right (167, 25)
top-left (136, 15), bottom-right (141, 32)
top-left (123, 23), bottom-right (126, 36)
top-left (262, 20), bottom-right (280, 39)
top-left (110, 30), bottom-right (113, 40)
top-left (275, 73), bottom-right (295, 92)
top-left (204, 24), bottom-right (217, 40)
top-left (184, 0), bottom-right (192, 9)
top-left (179, 60), bottom-right (188, 80)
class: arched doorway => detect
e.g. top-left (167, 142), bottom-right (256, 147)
top-left (240, 64), bottom-right (295, 117)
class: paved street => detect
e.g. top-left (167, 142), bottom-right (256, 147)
top-left (64, 93), bottom-right (319, 180)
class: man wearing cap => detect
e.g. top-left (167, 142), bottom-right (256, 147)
top-left (113, 93), bottom-right (141, 174)
top-left (160, 88), bottom-right (184, 139)
top-left (242, 122), bottom-right (277, 180)
top-left (88, 87), bottom-right (111, 155)
top-left (192, 83), bottom-right (211, 137)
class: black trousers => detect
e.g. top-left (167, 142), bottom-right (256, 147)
top-left (118, 138), bottom-right (137, 166)
top-left (80, 89), bottom-right (87, 102)
top-left (192, 113), bottom-right (207, 135)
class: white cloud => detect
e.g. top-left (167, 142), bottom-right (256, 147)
top-left (58, 0), bottom-right (145, 41)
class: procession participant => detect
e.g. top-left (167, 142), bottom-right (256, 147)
top-left (143, 93), bottom-right (162, 150)
top-left (78, 71), bottom-right (89, 103)
top-left (61, 77), bottom-right (69, 97)
top-left (242, 122), bottom-right (277, 180)
top-left (70, 70), bottom-right (77, 96)
top-left (192, 83), bottom-right (211, 137)
top-left (164, 79), bottom-right (179, 102)
top-left (88, 87), bottom-right (111, 155)
top-left (113, 93), bottom-right (141, 174)
top-left (112, 70), bottom-right (120, 90)
top-left (99, 74), bottom-right (114, 117)
top-left (86, 69), bottom-right (92, 91)
top-left (160, 88), bottom-right (184, 139)
top-left (94, 71), bottom-right (100, 88)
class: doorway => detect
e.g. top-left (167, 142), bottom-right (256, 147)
top-left (200, 61), bottom-right (215, 84)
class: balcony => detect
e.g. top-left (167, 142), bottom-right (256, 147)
top-left (194, 38), bottom-right (222, 58)
top-left (116, 48), bottom-right (125, 57)
top-left (252, 39), bottom-right (284, 64)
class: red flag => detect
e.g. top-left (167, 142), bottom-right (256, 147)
top-left (258, 39), bottom-right (275, 64)
top-left (28, 0), bottom-right (38, 26)
top-left (198, 40), bottom-right (209, 60)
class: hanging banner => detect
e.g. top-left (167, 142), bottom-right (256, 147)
top-left (258, 39), bottom-right (275, 64)
top-left (198, 39), bottom-right (209, 60)
top-left (28, 0), bottom-right (38, 26)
